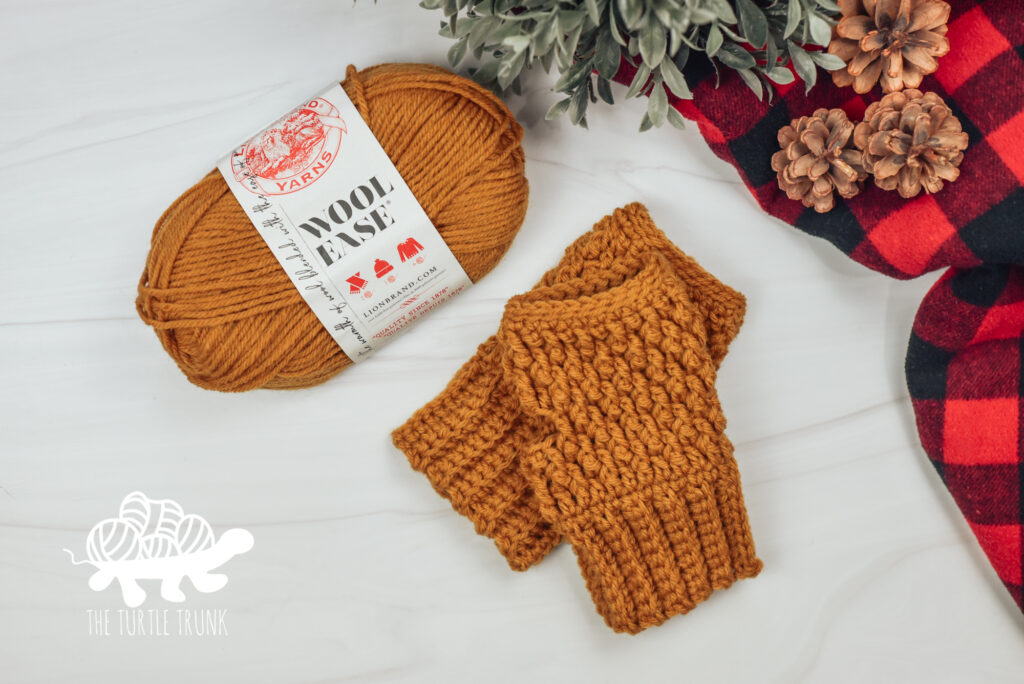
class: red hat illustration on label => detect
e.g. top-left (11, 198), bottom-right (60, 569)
top-left (374, 259), bottom-right (394, 280)
top-left (346, 272), bottom-right (368, 294)
top-left (230, 97), bottom-right (346, 196)
top-left (397, 237), bottom-right (424, 264)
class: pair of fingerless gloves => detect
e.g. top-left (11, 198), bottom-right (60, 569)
top-left (392, 204), bottom-right (761, 633)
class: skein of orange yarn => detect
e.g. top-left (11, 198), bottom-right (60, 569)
top-left (137, 63), bottom-right (529, 392)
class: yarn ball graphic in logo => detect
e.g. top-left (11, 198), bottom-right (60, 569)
top-left (231, 97), bottom-right (346, 195)
top-left (64, 492), bottom-right (253, 607)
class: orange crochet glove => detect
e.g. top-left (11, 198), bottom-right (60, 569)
top-left (393, 337), bottom-right (560, 569)
top-left (392, 204), bottom-right (746, 570)
top-left (499, 254), bottom-right (761, 633)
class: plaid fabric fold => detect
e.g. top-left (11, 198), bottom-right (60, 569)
top-left (616, 0), bottom-right (1024, 610)
top-left (906, 265), bottom-right (1024, 607)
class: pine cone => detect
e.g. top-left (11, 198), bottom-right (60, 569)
top-left (853, 89), bottom-right (969, 198)
top-left (772, 109), bottom-right (867, 213)
top-left (829, 0), bottom-right (951, 94)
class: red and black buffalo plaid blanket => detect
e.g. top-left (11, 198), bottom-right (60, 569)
top-left (629, 0), bottom-right (1024, 610)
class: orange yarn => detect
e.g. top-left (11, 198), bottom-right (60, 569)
top-left (500, 253), bottom-right (761, 633)
top-left (137, 63), bottom-right (529, 392)
top-left (393, 204), bottom-right (755, 581)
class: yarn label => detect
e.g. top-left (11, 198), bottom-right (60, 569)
top-left (216, 82), bottom-right (472, 361)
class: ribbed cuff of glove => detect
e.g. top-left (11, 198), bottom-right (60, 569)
top-left (392, 203), bottom-right (748, 571)
top-left (391, 337), bottom-right (559, 570)
top-left (499, 254), bottom-right (761, 633)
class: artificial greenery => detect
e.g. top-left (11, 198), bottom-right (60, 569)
top-left (419, 0), bottom-right (846, 130)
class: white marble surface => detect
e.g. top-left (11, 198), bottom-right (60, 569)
top-left (2, 1), bottom-right (1023, 682)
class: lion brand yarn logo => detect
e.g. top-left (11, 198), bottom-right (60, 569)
top-left (231, 97), bottom-right (346, 196)
top-left (64, 492), bottom-right (253, 608)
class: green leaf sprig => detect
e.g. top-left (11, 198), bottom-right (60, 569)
top-left (419, 0), bottom-right (844, 130)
